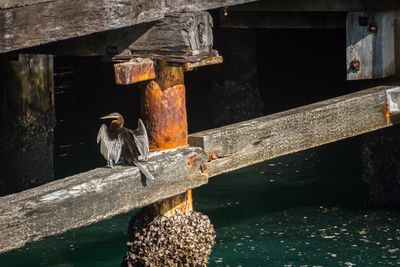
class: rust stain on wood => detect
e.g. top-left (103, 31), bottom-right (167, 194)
top-left (152, 189), bottom-right (193, 217)
top-left (184, 55), bottom-right (223, 71)
top-left (141, 61), bottom-right (192, 217)
top-left (114, 58), bottom-right (156, 85)
top-left (142, 62), bottom-right (187, 150)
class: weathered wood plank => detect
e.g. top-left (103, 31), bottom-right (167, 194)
top-left (346, 11), bottom-right (396, 80)
top-left (0, 0), bottom-right (256, 53)
top-left (0, 0), bottom-right (165, 54)
top-left (26, 23), bottom-right (154, 57)
top-left (0, 0), bottom-right (51, 9)
top-left (164, 0), bottom-right (257, 12)
top-left (220, 11), bottom-right (346, 29)
top-left (114, 58), bottom-right (156, 85)
top-left (0, 147), bottom-right (208, 253)
top-left (189, 85), bottom-right (396, 177)
top-left (128, 12), bottom-right (214, 61)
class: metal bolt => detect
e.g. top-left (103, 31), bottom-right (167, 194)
top-left (369, 22), bottom-right (378, 33)
top-left (350, 59), bottom-right (361, 71)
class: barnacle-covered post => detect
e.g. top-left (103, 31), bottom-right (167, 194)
top-left (114, 12), bottom-right (222, 266)
top-left (0, 54), bottom-right (55, 194)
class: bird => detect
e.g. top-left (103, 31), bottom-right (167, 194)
top-left (97, 112), bottom-right (155, 180)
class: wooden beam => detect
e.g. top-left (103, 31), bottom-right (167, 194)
top-left (23, 23), bottom-right (154, 57)
top-left (126, 12), bottom-right (215, 63)
top-left (189, 85), bottom-right (397, 177)
top-left (183, 55), bottom-right (223, 71)
top-left (0, 0), bottom-right (256, 53)
top-left (229, 0), bottom-right (400, 12)
top-left (0, 147), bottom-right (208, 253)
top-left (220, 11), bottom-right (346, 29)
top-left (114, 58), bottom-right (156, 85)
top-left (0, 85), bottom-right (397, 254)
top-left (0, 0), bottom-right (50, 9)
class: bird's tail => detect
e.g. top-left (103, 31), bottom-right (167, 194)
top-left (133, 161), bottom-right (156, 180)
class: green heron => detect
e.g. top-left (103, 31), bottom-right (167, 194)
top-left (97, 112), bottom-right (155, 180)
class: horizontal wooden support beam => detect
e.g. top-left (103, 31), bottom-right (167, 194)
top-left (230, 0), bottom-right (400, 12)
top-left (183, 55), bottom-right (224, 71)
top-left (190, 85), bottom-right (397, 177)
top-left (0, 84), bottom-right (397, 253)
top-left (220, 11), bottom-right (346, 29)
top-left (114, 58), bottom-right (156, 85)
top-left (0, 147), bottom-right (208, 253)
top-left (113, 55), bottom-right (223, 85)
top-left (0, 0), bottom-right (256, 53)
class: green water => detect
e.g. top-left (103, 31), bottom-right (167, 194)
top-left (1, 141), bottom-right (400, 267)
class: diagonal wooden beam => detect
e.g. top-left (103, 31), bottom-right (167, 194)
top-left (0, 147), bottom-right (208, 253)
top-left (0, 84), bottom-right (398, 254)
top-left (190, 85), bottom-right (398, 177)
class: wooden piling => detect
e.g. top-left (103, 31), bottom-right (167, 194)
top-left (117, 12), bottom-right (218, 265)
top-left (0, 54), bottom-right (55, 194)
top-left (142, 60), bottom-right (192, 217)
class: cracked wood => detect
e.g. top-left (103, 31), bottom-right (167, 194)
top-left (189, 85), bottom-right (397, 176)
top-left (0, 147), bottom-right (207, 253)
top-left (0, 0), bottom-right (256, 53)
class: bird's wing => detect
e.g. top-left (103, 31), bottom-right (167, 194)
top-left (133, 119), bottom-right (150, 161)
top-left (97, 124), bottom-right (123, 164)
top-left (110, 135), bottom-right (124, 164)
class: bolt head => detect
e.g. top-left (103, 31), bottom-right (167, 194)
top-left (350, 59), bottom-right (361, 71)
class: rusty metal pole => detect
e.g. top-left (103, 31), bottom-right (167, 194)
top-left (141, 60), bottom-right (193, 217)
top-left (122, 59), bottom-right (216, 266)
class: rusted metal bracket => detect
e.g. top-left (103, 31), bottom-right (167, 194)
top-left (386, 87), bottom-right (400, 115)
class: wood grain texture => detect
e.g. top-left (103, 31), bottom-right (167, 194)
top-left (0, 0), bottom-right (51, 9)
top-left (0, 147), bottom-right (208, 253)
top-left (129, 12), bottom-right (213, 59)
top-left (0, 0), bottom-right (256, 53)
top-left (189, 85), bottom-right (396, 177)
top-left (346, 11), bottom-right (396, 80)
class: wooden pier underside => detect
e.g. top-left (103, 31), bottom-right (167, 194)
top-left (0, 84), bottom-right (397, 253)
top-left (0, 0), bottom-right (256, 53)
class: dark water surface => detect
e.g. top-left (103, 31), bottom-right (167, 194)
top-left (1, 140), bottom-right (400, 267)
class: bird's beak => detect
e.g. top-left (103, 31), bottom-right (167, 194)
top-left (100, 114), bottom-right (119, 120)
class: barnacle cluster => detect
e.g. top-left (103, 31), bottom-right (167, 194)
top-left (123, 210), bottom-right (216, 267)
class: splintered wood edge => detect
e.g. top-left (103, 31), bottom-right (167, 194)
top-left (183, 55), bottom-right (223, 71)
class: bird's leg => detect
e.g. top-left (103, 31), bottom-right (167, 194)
top-left (108, 160), bottom-right (114, 168)
top-left (133, 161), bottom-right (155, 180)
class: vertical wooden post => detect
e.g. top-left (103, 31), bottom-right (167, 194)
top-left (119, 12), bottom-right (217, 265)
top-left (346, 11), bottom-right (396, 80)
top-left (141, 61), bottom-right (192, 217)
top-left (0, 54), bottom-right (55, 194)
